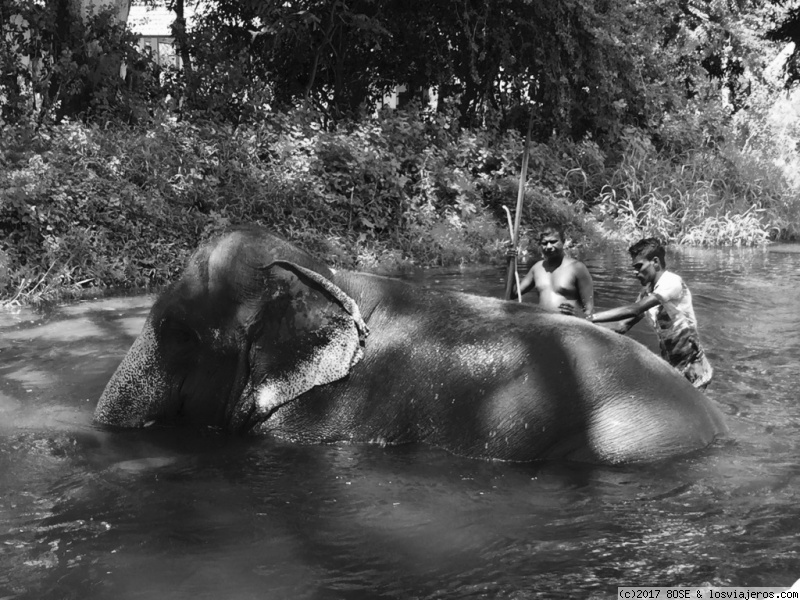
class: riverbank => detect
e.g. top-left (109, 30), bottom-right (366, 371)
top-left (2, 109), bottom-right (797, 307)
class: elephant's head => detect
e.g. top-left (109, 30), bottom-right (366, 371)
top-left (94, 229), bottom-right (368, 433)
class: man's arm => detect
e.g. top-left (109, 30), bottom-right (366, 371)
top-left (609, 315), bottom-right (642, 334)
top-left (575, 262), bottom-right (594, 316)
top-left (506, 247), bottom-right (537, 298)
top-left (588, 294), bottom-right (660, 331)
top-left (512, 265), bottom-right (537, 298)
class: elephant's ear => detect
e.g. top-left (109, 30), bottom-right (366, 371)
top-left (244, 261), bottom-right (369, 420)
top-left (268, 261), bottom-right (369, 344)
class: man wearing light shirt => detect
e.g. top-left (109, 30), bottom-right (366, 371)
top-left (587, 237), bottom-right (713, 389)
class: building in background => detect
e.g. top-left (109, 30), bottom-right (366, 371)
top-left (127, 3), bottom-right (197, 70)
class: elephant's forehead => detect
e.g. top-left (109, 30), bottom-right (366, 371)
top-left (207, 234), bottom-right (246, 290)
top-left (175, 237), bottom-right (259, 306)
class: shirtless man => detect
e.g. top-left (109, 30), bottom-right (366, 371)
top-left (508, 223), bottom-right (594, 317)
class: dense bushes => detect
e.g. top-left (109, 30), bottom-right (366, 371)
top-left (2, 96), bottom-right (800, 306)
top-left (0, 122), bottom-right (201, 303)
top-left (2, 1), bottom-right (800, 309)
top-left (0, 106), bottom-right (590, 304)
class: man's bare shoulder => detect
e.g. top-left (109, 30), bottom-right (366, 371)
top-left (558, 258), bottom-right (594, 285)
top-left (527, 259), bottom-right (545, 272)
top-left (559, 256), bottom-right (588, 270)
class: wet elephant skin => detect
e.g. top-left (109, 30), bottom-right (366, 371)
top-left (95, 227), bottom-right (726, 464)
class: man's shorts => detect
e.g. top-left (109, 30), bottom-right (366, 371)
top-left (680, 350), bottom-right (713, 390)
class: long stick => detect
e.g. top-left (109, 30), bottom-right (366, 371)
top-left (504, 113), bottom-right (533, 301)
top-left (503, 206), bottom-right (522, 302)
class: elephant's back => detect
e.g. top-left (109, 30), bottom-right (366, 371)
top-left (553, 321), bottom-right (727, 462)
top-left (274, 270), bottom-right (727, 464)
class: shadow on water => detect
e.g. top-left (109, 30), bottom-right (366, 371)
top-left (1, 247), bottom-right (800, 599)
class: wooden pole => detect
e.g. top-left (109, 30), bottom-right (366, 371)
top-left (504, 113), bottom-right (533, 301)
top-left (503, 206), bottom-right (522, 302)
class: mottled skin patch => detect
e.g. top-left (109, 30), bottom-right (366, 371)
top-left (256, 314), bottom-right (363, 415)
top-left (95, 227), bottom-right (727, 464)
top-left (94, 319), bottom-right (172, 427)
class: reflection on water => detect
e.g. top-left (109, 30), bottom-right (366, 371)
top-left (1, 247), bottom-right (799, 599)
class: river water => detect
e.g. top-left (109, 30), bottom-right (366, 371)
top-left (1, 245), bottom-right (799, 599)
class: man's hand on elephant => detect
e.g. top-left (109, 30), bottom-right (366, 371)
top-left (558, 303), bottom-right (577, 316)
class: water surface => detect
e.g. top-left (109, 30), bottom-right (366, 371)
top-left (1, 246), bottom-right (799, 599)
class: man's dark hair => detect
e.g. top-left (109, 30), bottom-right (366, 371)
top-left (539, 222), bottom-right (565, 242)
top-left (628, 237), bottom-right (667, 267)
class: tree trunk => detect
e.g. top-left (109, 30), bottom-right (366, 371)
top-left (170, 0), bottom-right (193, 76)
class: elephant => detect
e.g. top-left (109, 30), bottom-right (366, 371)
top-left (94, 226), bottom-right (727, 464)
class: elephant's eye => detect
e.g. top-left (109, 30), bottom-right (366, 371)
top-left (161, 319), bottom-right (199, 348)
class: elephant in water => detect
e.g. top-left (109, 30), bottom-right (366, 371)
top-left (95, 227), bottom-right (726, 464)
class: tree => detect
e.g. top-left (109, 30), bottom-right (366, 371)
top-left (172, 0), bottom-right (766, 142)
top-left (1, 0), bottom-right (148, 124)
top-left (765, 0), bottom-right (800, 87)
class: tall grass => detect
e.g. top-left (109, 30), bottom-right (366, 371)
top-left (595, 127), bottom-right (799, 246)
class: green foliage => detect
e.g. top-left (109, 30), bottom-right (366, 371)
top-left (2, 0), bottom-right (800, 303)
top-left (2, 93), bottom-right (799, 306)
top-left (0, 107), bottom-right (532, 304)
top-left (166, 0), bottom-right (773, 145)
top-left (1, 0), bottom-right (164, 126)
top-left (765, 1), bottom-right (800, 88)
top-left (594, 101), bottom-right (800, 246)
top-left (236, 105), bottom-right (515, 266)
top-left (0, 120), bottom-right (205, 304)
